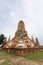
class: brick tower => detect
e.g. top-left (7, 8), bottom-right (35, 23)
top-left (4, 20), bottom-right (40, 48)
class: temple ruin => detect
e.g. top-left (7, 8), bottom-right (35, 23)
top-left (2, 20), bottom-right (42, 55)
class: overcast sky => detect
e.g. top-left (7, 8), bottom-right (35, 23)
top-left (0, 0), bottom-right (43, 45)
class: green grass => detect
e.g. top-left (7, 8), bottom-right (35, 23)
top-left (24, 51), bottom-right (43, 62)
top-left (0, 51), bottom-right (9, 56)
top-left (0, 51), bottom-right (16, 56)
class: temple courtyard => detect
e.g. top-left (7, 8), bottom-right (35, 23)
top-left (0, 51), bottom-right (43, 65)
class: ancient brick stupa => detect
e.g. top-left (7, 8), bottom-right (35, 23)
top-left (4, 20), bottom-right (41, 48)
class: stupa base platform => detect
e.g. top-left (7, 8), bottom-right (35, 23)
top-left (1, 48), bottom-right (43, 56)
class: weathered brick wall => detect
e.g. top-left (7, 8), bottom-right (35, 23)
top-left (1, 48), bottom-right (43, 56)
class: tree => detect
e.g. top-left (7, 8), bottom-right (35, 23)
top-left (0, 34), bottom-right (4, 44)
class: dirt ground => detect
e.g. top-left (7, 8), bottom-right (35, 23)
top-left (0, 56), bottom-right (43, 65)
top-left (11, 57), bottom-right (43, 65)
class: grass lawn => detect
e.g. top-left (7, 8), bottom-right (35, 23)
top-left (24, 51), bottom-right (43, 62)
